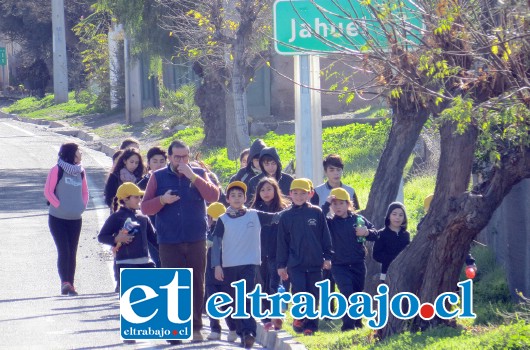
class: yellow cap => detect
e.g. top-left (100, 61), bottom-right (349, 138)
top-left (290, 178), bottom-right (311, 192)
top-left (298, 177), bottom-right (314, 190)
top-left (116, 182), bottom-right (145, 200)
top-left (330, 188), bottom-right (350, 201)
top-left (207, 202), bottom-right (226, 219)
top-left (424, 194), bottom-right (434, 212)
top-left (226, 181), bottom-right (247, 194)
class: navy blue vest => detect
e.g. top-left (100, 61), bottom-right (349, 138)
top-left (153, 165), bottom-right (208, 244)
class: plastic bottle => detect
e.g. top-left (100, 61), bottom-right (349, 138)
top-left (123, 218), bottom-right (140, 235)
top-left (356, 215), bottom-right (366, 243)
top-left (278, 284), bottom-right (287, 312)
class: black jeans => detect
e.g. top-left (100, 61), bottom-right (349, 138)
top-left (48, 215), bottom-right (82, 285)
top-left (331, 263), bottom-right (366, 330)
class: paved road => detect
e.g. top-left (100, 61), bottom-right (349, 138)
top-left (0, 119), bottom-right (262, 349)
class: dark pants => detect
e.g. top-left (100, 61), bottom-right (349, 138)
top-left (257, 256), bottom-right (274, 323)
top-left (289, 267), bottom-right (322, 332)
top-left (160, 241), bottom-right (206, 332)
top-left (48, 215), bottom-right (82, 285)
top-left (206, 284), bottom-right (236, 333)
top-left (116, 262), bottom-right (156, 286)
top-left (323, 268), bottom-right (336, 312)
top-left (331, 263), bottom-right (365, 330)
top-left (221, 264), bottom-right (258, 337)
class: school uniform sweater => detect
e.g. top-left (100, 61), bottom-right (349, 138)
top-left (211, 209), bottom-right (276, 268)
top-left (98, 207), bottom-right (158, 263)
top-left (276, 202), bottom-right (333, 271)
top-left (373, 226), bottom-right (410, 273)
top-left (322, 203), bottom-right (378, 265)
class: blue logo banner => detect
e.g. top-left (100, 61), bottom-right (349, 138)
top-left (120, 268), bottom-right (193, 340)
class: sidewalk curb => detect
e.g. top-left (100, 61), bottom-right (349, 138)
top-left (0, 110), bottom-right (118, 158)
top-left (0, 108), bottom-right (307, 350)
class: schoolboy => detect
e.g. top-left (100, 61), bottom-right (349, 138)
top-left (205, 202), bottom-right (238, 343)
top-left (211, 181), bottom-right (279, 349)
top-left (311, 154), bottom-right (360, 210)
top-left (276, 179), bottom-right (333, 336)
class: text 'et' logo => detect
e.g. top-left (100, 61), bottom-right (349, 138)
top-left (120, 268), bottom-right (193, 341)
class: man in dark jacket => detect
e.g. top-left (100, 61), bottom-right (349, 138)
top-left (141, 140), bottom-right (220, 343)
top-left (230, 139), bottom-right (267, 186)
top-left (246, 147), bottom-right (294, 203)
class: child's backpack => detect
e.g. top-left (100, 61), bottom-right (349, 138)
top-left (46, 166), bottom-right (85, 205)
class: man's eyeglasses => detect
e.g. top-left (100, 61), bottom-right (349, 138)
top-left (172, 154), bottom-right (189, 161)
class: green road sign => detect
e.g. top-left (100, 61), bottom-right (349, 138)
top-left (0, 47), bottom-right (6, 66)
top-left (273, 0), bottom-right (423, 55)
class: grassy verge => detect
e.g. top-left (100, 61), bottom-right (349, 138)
top-left (2, 92), bottom-right (102, 119)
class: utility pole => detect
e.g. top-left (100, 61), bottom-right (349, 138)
top-left (51, 0), bottom-right (68, 103)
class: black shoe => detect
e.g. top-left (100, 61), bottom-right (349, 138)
top-left (243, 333), bottom-right (255, 349)
top-left (166, 340), bottom-right (182, 345)
top-left (68, 285), bottom-right (78, 296)
top-left (61, 282), bottom-right (70, 295)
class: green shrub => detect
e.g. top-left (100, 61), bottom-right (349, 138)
top-left (144, 84), bottom-right (202, 128)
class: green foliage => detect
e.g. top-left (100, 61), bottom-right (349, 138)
top-left (475, 102), bottom-right (530, 177)
top-left (72, 14), bottom-right (113, 110)
top-left (4, 92), bottom-right (100, 119)
top-left (160, 119), bottom-right (391, 186)
top-left (144, 84), bottom-right (202, 129)
top-left (403, 175), bottom-right (436, 236)
top-left (466, 245), bottom-right (513, 325)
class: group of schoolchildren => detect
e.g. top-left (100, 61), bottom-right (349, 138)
top-left (96, 137), bottom-right (413, 348)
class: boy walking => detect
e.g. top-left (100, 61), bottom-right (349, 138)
top-left (277, 179), bottom-right (333, 335)
top-left (211, 181), bottom-right (278, 349)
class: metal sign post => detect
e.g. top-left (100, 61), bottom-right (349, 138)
top-left (0, 47), bottom-right (6, 92)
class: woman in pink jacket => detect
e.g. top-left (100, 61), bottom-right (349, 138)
top-left (44, 143), bottom-right (89, 296)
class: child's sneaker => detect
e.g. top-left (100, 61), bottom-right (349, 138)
top-left (292, 319), bottom-right (304, 333)
top-left (227, 330), bottom-right (238, 342)
top-left (207, 331), bottom-right (221, 340)
top-left (272, 318), bottom-right (283, 330)
top-left (303, 329), bottom-right (314, 336)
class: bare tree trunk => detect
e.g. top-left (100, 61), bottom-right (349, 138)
top-left (362, 101), bottom-right (430, 295)
top-left (380, 121), bottom-right (530, 338)
top-left (194, 67), bottom-right (226, 147)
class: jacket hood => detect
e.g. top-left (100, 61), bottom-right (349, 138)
top-left (384, 201), bottom-right (408, 230)
top-left (259, 147), bottom-right (282, 180)
top-left (245, 139), bottom-right (267, 172)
